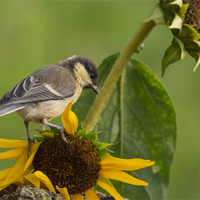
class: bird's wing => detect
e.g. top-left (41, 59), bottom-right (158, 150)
top-left (0, 76), bottom-right (75, 105)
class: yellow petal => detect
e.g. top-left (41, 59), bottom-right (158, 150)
top-left (99, 168), bottom-right (148, 186)
top-left (85, 189), bottom-right (99, 200)
top-left (101, 157), bottom-right (155, 171)
top-left (1, 147), bottom-right (28, 187)
top-left (40, 131), bottom-right (55, 138)
top-left (0, 142), bottom-right (41, 190)
top-left (24, 142), bottom-right (42, 172)
top-left (61, 100), bottom-right (78, 134)
top-left (56, 185), bottom-right (70, 200)
top-left (73, 194), bottom-right (83, 200)
top-left (0, 138), bottom-right (28, 148)
top-left (0, 166), bottom-right (13, 181)
top-left (24, 164), bottom-right (34, 173)
top-left (34, 171), bottom-right (56, 193)
top-left (24, 174), bottom-right (40, 188)
top-left (0, 148), bottom-right (25, 160)
top-left (14, 174), bottom-right (26, 185)
top-left (97, 178), bottom-right (123, 200)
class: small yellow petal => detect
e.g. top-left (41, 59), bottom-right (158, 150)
top-left (23, 174), bottom-right (40, 188)
top-left (24, 164), bottom-right (34, 174)
top-left (99, 168), bottom-right (148, 186)
top-left (0, 138), bottom-right (28, 148)
top-left (73, 194), bottom-right (84, 200)
top-left (14, 174), bottom-right (26, 185)
top-left (34, 171), bottom-right (56, 193)
top-left (40, 131), bottom-right (55, 138)
top-left (1, 147), bottom-right (28, 187)
top-left (56, 185), bottom-right (70, 200)
top-left (97, 178), bottom-right (123, 200)
top-left (0, 148), bottom-right (25, 160)
top-left (0, 142), bottom-right (41, 190)
top-left (101, 157), bottom-right (155, 171)
top-left (0, 166), bottom-right (13, 181)
top-left (85, 189), bottom-right (99, 200)
top-left (61, 100), bottom-right (78, 134)
top-left (24, 142), bottom-right (42, 172)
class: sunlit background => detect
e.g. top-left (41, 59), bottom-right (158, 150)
top-left (0, 1), bottom-right (199, 199)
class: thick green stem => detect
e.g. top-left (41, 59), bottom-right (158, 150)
top-left (84, 20), bottom-right (156, 131)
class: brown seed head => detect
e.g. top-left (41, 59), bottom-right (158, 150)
top-left (183, 0), bottom-right (200, 34)
top-left (32, 134), bottom-right (101, 195)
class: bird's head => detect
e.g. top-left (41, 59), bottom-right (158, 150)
top-left (67, 56), bottom-right (100, 95)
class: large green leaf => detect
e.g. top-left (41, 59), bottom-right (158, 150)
top-left (73, 53), bottom-right (176, 199)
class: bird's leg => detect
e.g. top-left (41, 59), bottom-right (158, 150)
top-left (41, 119), bottom-right (68, 143)
top-left (24, 121), bottom-right (35, 157)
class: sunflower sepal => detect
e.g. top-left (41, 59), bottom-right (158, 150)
top-left (92, 141), bottom-right (112, 151)
top-left (164, 9), bottom-right (183, 33)
top-left (162, 36), bottom-right (186, 76)
top-left (143, 3), bottom-right (166, 25)
top-left (178, 24), bottom-right (200, 40)
top-left (98, 148), bottom-right (113, 159)
top-left (179, 3), bottom-right (189, 17)
top-left (76, 124), bottom-right (113, 159)
top-left (32, 135), bottom-right (46, 142)
top-left (188, 51), bottom-right (200, 72)
top-left (162, 0), bottom-right (182, 13)
top-left (76, 123), bottom-right (88, 138)
top-left (33, 130), bottom-right (56, 142)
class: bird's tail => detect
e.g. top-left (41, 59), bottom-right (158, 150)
top-left (0, 104), bottom-right (25, 117)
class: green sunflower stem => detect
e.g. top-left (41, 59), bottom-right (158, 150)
top-left (84, 20), bottom-right (156, 131)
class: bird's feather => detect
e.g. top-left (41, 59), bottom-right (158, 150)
top-left (0, 75), bottom-right (75, 106)
top-left (0, 104), bottom-right (25, 116)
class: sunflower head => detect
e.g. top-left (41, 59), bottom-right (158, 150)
top-left (0, 102), bottom-right (155, 200)
top-left (32, 133), bottom-right (101, 195)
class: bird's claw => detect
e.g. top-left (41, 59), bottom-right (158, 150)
top-left (59, 127), bottom-right (68, 144)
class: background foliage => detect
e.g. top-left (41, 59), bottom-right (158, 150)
top-left (0, 1), bottom-right (199, 199)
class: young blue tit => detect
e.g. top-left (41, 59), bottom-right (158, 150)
top-left (0, 56), bottom-right (99, 153)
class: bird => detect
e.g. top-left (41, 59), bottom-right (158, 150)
top-left (0, 56), bottom-right (99, 153)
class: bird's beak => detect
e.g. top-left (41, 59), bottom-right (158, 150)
top-left (92, 85), bottom-right (100, 95)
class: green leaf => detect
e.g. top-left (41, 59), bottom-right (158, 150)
top-left (73, 53), bottom-right (176, 199)
top-left (162, 37), bottom-right (183, 76)
top-left (188, 51), bottom-right (200, 72)
top-left (178, 24), bottom-right (200, 41)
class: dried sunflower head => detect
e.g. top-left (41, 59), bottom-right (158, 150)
top-left (183, 0), bottom-right (200, 34)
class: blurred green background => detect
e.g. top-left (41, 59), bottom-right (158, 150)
top-left (0, 1), bottom-right (199, 199)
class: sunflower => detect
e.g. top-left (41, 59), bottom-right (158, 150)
top-left (0, 101), bottom-right (155, 200)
